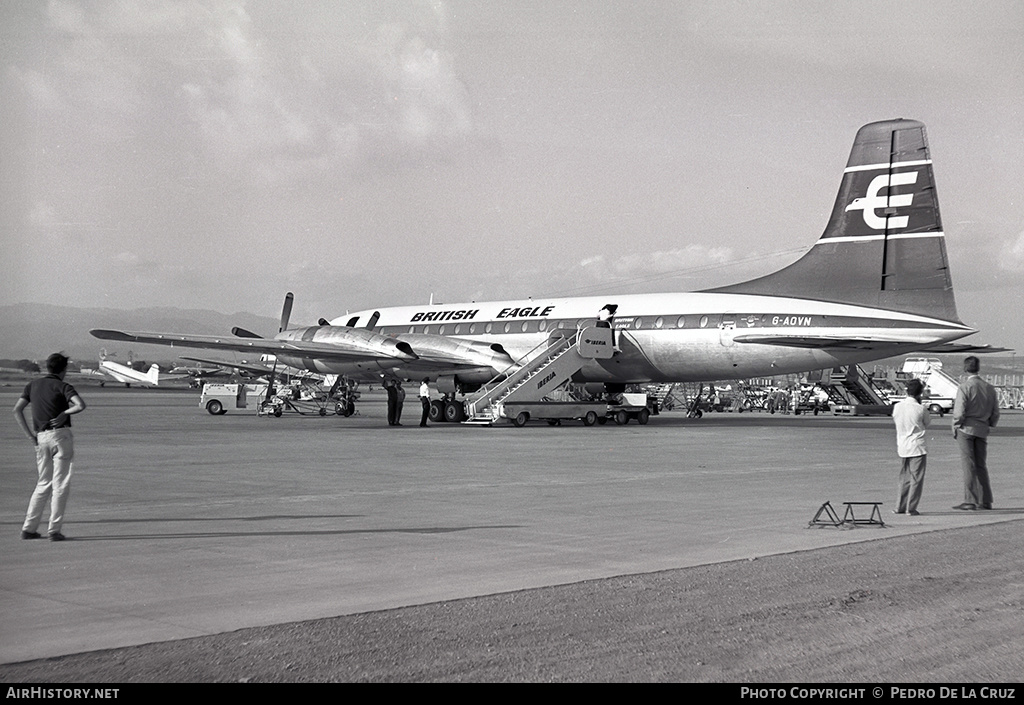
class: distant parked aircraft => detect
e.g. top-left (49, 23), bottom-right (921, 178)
top-left (95, 351), bottom-right (160, 388)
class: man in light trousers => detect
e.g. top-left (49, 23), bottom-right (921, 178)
top-left (14, 353), bottom-right (87, 541)
top-left (892, 378), bottom-right (929, 515)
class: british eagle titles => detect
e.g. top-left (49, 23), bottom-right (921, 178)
top-left (409, 305), bottom-right (555, 323)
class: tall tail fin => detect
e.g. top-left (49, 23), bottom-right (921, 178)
top-left (709, 119), bottom-right (961, 322)
top-left (146, 364), bottom-right (160, 385)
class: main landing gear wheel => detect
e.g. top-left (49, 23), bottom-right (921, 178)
top-left (513, 411), bottom-right (530, 427)
top-left (444, 400), bottom-right (466, 423)
top-left (429, 399), bottom-right (446, 422)
top-left (583, 410), bottom-right (598, 426)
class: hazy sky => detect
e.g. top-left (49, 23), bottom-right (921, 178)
top-left (2, 1), bottom-right (1022, 350)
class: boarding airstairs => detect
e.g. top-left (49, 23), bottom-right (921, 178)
top-left (822, 365), bottom-right (892, 415)
top-left (646, 383), bottom-right (678, 411)
top-left (899, 357), bottom-right (959, 415)
top-left (464, 324), bottom-right (614, 425)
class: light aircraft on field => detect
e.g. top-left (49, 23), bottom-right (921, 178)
top-left (95, 352), bottom-right (161, 388)
top-left (93, 119), bottom-right (982, 419)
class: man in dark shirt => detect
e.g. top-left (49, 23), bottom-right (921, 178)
top-left (385, 379), bottom-right (398, 426)
top-left (13, 353), bottom-right (87, 541)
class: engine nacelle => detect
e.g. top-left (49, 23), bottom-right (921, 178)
top-left (396, 333), bottom-right (514, 372)
top-left (273, 326), bottom-right (418, 374)
top-left (435, 372), bottom-right (489, 395)
top-left (436, 375), bottom-right (458, 395)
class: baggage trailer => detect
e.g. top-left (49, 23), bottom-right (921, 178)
top-left (831, 403), bottom-right (892, 417)
top-left (500, 393), bottom-right (653, 427)
top-left (501, 401), bottom-right (608, 427)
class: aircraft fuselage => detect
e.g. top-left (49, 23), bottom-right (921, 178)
top-left (270, 291), bottom-right (972, 384)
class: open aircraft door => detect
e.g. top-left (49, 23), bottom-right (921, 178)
top-left (718, 316), bottom-right (737, 347)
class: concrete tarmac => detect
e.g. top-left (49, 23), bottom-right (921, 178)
top-left (2, 387), bottom-right (1021, 664)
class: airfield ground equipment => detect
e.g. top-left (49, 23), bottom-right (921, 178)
top-left (258, 378), bottom-right (358, 417)
top-left (812, 365), bottom-right (893, 416)
top-left (898, 357), bottom-right (958, 415)
top-left (200, 383), bottom-right (268, 415)
top-left (809, 501), bottom-right (885, 528)
top-left (200, 378), bottom-right (358, 417)
top-left (459, 323), bottom-right (655, 427)
top-left (499, 392), bottom-right (654, 427)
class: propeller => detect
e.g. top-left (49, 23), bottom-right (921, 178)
top-left (265, 292), bottom-right (291, 404)
top-left (279, 292), bottom-right (294, 333)
top-left (266, 355), bottom-right (280, 403)
top-left (231, 292), bottom-right (295, 339)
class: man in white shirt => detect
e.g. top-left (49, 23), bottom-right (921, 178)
top-left (892, 378), bottom-right (929, 515)
top-left (418, 378), bottom-right (431, 427)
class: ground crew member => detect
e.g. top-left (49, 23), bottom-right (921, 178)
top-left (419, 378), bottom-right (431, 427)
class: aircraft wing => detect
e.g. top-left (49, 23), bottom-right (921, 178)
top-left (153, 369), bottom-right (193, 381)
top-left (913, 343), bottom-right (1012, 354)
top-left (178, 356), bottom-right (276, 376)
top-left (90, 329), bottom-right (417, 364)
top-left (733, 334), bottom-right (1012, 354)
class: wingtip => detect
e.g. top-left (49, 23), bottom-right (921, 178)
top-left (90, 329), bottom-right (121, 340)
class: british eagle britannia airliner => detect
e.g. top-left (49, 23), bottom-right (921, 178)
top-left (93, 119), bottom-right (976, 421)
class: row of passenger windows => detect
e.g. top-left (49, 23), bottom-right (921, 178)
top-left (384, 314), bottom-right (734, 336)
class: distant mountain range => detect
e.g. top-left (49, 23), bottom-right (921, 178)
top-left (0, 303), bottom-right (278, 365)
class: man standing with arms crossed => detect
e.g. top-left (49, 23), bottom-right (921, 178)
top-left (893, 378), bottom-right (929, 515)
top-left (952, 355), bottom-right (1000, 511)
top-left (13, 353), bottom-right (87, 541)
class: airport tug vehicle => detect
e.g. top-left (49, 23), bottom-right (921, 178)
top-left (200, 383), bottom-right (268, 415)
